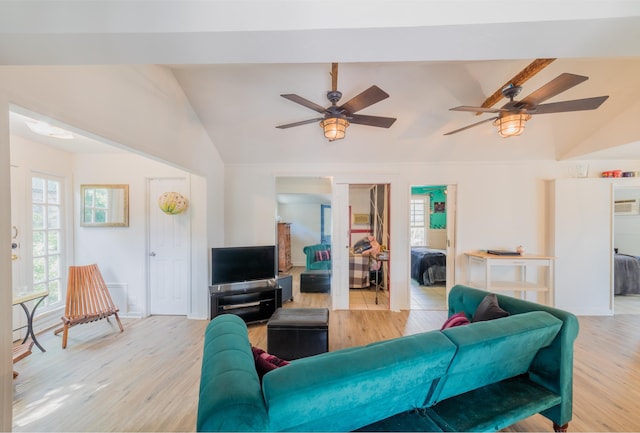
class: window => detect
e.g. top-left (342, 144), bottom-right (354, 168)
top-left (410, 197), bottom-right (426, 246)
top-left (31, 175), bottom-right (64, 308)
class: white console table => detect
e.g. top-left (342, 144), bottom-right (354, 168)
top-left (464, 251), bottom-right (555, 306)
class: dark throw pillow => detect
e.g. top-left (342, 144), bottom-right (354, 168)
top-left (315, 249), bottom-right (331, 262)
top-left (440, 312), bottom-right (470, 330)
top-left (251, 346), bottom-right (290, 380)
top-left (471, 294), bottom-right (510, 322)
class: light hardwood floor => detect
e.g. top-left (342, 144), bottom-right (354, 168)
top-left (12, 274), bottom-right (640, 432)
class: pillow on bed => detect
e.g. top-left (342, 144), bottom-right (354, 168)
top-left (472, 294), bottom-right (510, 322)
top-left (441, 312), bottom-right (470, 330)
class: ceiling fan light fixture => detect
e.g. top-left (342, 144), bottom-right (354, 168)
top-left (493, 113), bottom-right (531, 138)
top-left (320, 116), bottom-right (349, 141)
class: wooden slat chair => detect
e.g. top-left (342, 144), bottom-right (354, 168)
top-left (13, 339), bottom-right (34, 379)
top-left (54, 264), bottom-right (124, 349)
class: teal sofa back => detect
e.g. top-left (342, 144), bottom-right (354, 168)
top-left (303, 244), bottom-right (331, 270)
top-left (431, 311), bottom-right (562, 404)
top-left (447, 285), bottom-right (579, 428)
top-left (262, 330), bottom-right (456, 431)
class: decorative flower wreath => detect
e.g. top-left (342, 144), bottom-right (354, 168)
top-left (158, 192), bottom-right (188, 215)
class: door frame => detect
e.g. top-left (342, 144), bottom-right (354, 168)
top-left (333, 174), bottom-right (404, 310)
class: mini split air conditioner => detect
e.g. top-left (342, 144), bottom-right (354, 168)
top-left (614, 199), bottom-right (640, 215)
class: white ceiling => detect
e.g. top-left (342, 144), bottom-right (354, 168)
top-left (3, 1), bottom-right (640, 164)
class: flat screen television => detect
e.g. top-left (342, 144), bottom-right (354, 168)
top-left (211, 245), bottom-right (277, 285)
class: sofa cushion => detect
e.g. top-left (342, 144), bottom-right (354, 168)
top-left (429, 311), bottom-right (562, 405)
top-left (472, 294), bottom-right (510, 322)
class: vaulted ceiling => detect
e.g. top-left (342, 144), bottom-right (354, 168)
top-left (3, 1), bottom-right (640, 164)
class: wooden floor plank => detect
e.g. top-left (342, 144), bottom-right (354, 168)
top-left (12, 275), bottom-right (640, 432)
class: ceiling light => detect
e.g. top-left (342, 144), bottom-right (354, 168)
top-left (25, 120), bottom-right (74, 139)
top-left (320, 116), bottom-right (349, 142)
top-left (493, 112), bottom-right (531, 138)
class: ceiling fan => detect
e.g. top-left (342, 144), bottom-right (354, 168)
top-left (276, 63), bottom-right (397, 141)
top-left (445, 67), bottom-right (609, 137)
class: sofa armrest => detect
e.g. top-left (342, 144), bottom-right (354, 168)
top-left (197, 314), bottom-right (269, 432)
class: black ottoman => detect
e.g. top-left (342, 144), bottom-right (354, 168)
top-left (300, 269), bottom-right (331, 293)
top-left (267, 308), bottom-right (329, 360)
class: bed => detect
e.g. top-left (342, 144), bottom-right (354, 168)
top-left (411, 247), bottom-right (446, 286)
top-left (349, 254), bottom-right (370, 289)
top-left (614, 253), bottom-right (640, 295)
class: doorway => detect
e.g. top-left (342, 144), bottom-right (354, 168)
top-left (613, 186), bottom-right (640, 315)
top-left (409, 184), bottom-right (456, 311)
top-left (348, 184), bottom-right (390, 310)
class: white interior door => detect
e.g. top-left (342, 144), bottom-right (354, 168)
top-left (148, 178), bottom-right (190, 315)
top-left (331, 182), bottom-right (349, 310)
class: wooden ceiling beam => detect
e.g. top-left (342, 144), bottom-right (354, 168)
top-left (331, 63), bottom-right (338, 92)
top-left (477, 58), bottom-right (556, 114)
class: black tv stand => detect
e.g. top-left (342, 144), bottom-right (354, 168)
top-left (209, 280), bottom-right (282, 324)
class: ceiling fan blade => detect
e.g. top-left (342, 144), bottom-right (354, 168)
top-left (444, 117), bottom-right (498, 136)
top-left (479, 58), bottom-right (556, 112)
top-left (280, 94), bottom-right (327, 114)
top-left (450, 106), bottom-right (503, 114)
top-left (518, 73), bottom-right (589, 108)
top-left (276, 118), bottom-right (324, 129)
top-left (348, 114), bottom-right (397, 128)
top-left (529, 96), bottom-right (609, 115)
top-left (340, 85), bottom-right (390, 114)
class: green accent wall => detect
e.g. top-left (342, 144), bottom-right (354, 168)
top-left (411, 186), bottom-right (447, 229)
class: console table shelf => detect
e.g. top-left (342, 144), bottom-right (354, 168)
top-left (465, 251), bottom-right (555, 306)
top-left (210, 284), bottom-right (282, 324)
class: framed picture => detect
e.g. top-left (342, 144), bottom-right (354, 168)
top-left (434, 202), bottom-right (446, 213)
top-left (80, 184), bottom-right (129, 227)
top-left (353, 213), bottom-right (370, 225)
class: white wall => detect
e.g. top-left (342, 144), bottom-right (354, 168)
top-left (278, 203), bottom-right (323, 266)
top-left (73, 153), bottom-right (204, 318)
top-left (1, 96), bottom-right (12, 432)
top-left (224, 161), bottom-right (640, 313)
top-left (0, 65), bottom-right (225, 249)
top-left (551, 179), bottom-right (614, 315)
top-left (224, 161), bottom-right (562, 310)
top-left (9, 136), bottom-right (210, 320)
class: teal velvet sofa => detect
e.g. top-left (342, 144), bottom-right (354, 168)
top-left (303, 244), bottom-right (331, 270)
top-left (197, 285), bottom-right (579, 432)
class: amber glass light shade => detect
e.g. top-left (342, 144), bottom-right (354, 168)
top-left (320, 117), bottom-right (349, 141)
top-left (493, 113), bottom-right (531, 137)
